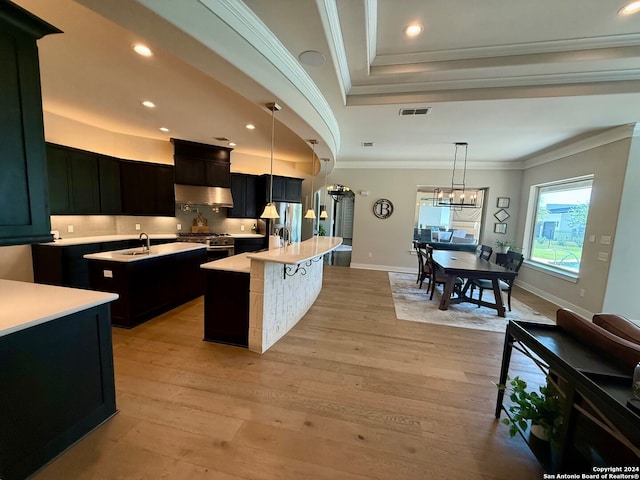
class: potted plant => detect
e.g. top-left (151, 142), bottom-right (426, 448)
top-left (497, 376), bottom-right (563, 444)
top-left (495, 239), bottom-right (513, 254)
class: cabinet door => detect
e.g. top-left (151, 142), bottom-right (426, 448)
top-left (284, 178), bottom-right (302, 203)
top-left (67, 151), bottom-right (100, 214)
top-left (0, 28), bottom-right (53, 245)
top-left (98, 155), bottom-right (121, 214)
top-left (204, 159), bottom-right (231, 187)
top-left (244, 174), bottom-right (257, 217)
top-left (155, 164), bottom-right (176, 216)
top-left (227, 174), bottom-right (247, 218)
top-left (270, 175), bottom-right (286, 202)
top-left (174, 156), bottom-right (205, 185)
top-left (46, 145), bottom-right (72, 214)
top-left (120, 161), bottom-right (175, 216)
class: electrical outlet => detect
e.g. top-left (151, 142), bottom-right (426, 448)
top-left (241, 225), bottom-right (245, 231)
top-left (67, 225), bottom-right (74, 233)
top-left (368, 252), bottom-right (373, 258)
top-left (579, 289), bottom-right (585, 297)
top-left (135, 224), bottom-right (141, 231)
top-left (103, 270), bottom-right (113, 278)
top-left (588, 234), bottom-right (596, 243)
top-left (177, 224), bottom-right (182, 231)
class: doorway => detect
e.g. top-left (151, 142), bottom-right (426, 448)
top-left (326, 191), bottom-right (354, 266)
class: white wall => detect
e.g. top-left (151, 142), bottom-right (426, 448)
top-left (603, 130), bottom-right (640, 321)
top-left (327, 167), bottom-right (523, 272)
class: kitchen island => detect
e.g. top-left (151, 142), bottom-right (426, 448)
top-left (84, 242), bottom-right (206, 327)
top-left (0, 280), bottom-right (118, 480)
top-left (201, 236), bottom-right (342, 353)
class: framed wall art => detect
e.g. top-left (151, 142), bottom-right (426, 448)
top-left (497, 197), bottom-right (510, 208)
top-left (494, 223), bottom-right (507, 234)
top-left (494, 208), bottom-right (510, 222)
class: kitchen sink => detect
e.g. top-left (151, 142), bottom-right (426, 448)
top-left (117, 249), bottom-right (153, 256)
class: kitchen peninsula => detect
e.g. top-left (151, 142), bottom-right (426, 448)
top-left (201, 236), bottom-right (342, 353)
top-left (0, 280), bottom-right (118, 480)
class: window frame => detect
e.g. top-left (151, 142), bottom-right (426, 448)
top-left (523, 175), bottom-right (594, 279)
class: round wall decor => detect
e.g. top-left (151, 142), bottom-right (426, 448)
top-left (373, 198), bottom-right (393, 219)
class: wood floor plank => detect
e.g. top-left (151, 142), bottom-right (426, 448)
top-left (34, 265), bottom-right (554, 479)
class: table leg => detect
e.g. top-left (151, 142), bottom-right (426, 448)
top-left (495, 322), bottom-right (514, 417)
top-left (438, 275), bottom-right (456, 310)
top-left (491, 278), bottom-right (506, 317)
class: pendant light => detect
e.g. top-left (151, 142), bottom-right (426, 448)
top-left (304, 139), bottom-right (318, 219)
top-left (433, 142), bottom-right (481, 210)
top-left (319, 158), bottom-right (329, 219)
top-left (260, 102), bottom-right (281, 219)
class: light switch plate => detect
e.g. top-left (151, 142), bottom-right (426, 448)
top-left (588, 235), bottom-right (596, 243)
top-left (67, 225), bottom-right (74, 233)
top-left (135, 224), bottom-right (141, 231)
top-left (600, 235), bottom-right (611, 245)
top-left (598, 252), bottom-right (609, 262)
top-left (103, 269), bottom-right (113, 278)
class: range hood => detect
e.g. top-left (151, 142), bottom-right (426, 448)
top-left (174, 184), bottom-right (234, 208)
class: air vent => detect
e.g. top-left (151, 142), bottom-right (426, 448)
top-left (214, 137), bottom-right (230, 142)
top-left (361, 142), bottom-right (374, 147)
top-left (399, 107), bottom-right (431, 116)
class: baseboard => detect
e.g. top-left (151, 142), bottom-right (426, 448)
top-left (349, 263), bottom-right (414, 274)
top-left (514, 279), bottom-right (594, 319)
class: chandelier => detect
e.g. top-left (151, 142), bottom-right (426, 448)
top-left (327, 184), bottom-right (350, 202)
top-left (433, 142), bottom-right (481, 210)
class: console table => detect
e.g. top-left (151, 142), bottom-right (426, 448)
top-left (496, 320), bottom-right (640, 473)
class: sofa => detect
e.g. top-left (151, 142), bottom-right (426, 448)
top-left (556, 308), bottom-right (640, 370)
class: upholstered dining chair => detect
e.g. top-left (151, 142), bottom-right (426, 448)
top-left (425, 245), bottom-right (463, 300)
top-left (478, 244), bottom-right (493, 261)
top-left (470, 250), bottom-right (524, 311)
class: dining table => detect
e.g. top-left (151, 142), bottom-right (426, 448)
top-left (430, 250), bottom-right (518, 317)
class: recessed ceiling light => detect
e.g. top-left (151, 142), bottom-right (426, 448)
top-left (403, 23), bottom-right (424, 37)
top-left (619, 1), bottom-right (640, 15)
top-left (298, 50), bottom-right (326, 66)
top-left (141, 100), bottom-right (155, 108)
top-left (245, 124), bottom-right (255, 130)
top-left (133, 44), bottom-right (153, 57)
top-left (159, 127), bottom-right (169, 132)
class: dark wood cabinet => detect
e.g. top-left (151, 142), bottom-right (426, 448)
top-left (204, 269), bottom-right (250, 347)
top-left (87, 248), bottom-right (206, 328)
top-left (46, 143), bottom-right (101, 214)
top-left (0, 5), bottom-right (61, 246)
top-left (172, 138), bottom-right (232, 187)
top-left (260, 174), bottom-right (303, 204)
top-left (228, 173), bottom-right (258, 218)
top-left (119, 160), bottom-right (175, 216)
top-left (98, 155), bottom-right (122, 214)
top-left (234, 237), bottom-right (266, 254)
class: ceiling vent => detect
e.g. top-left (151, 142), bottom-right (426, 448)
top-left (361, 142), bottom-right (374, 147)
top-left (399, 107), bottom-right (431, 116)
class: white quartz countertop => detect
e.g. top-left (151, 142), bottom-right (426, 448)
top-left (231, 234), bottom-right (265, 239)
top-left (247, 236), bottom-right (342, 265)
top-left (0, 279), bottom-right (118, 337)
top-left (39, 234), bottom-right (178, 246)
top-left (83, 242), bottom-right (206, 262)
top-left (201, 254), bottom-right (251, 273)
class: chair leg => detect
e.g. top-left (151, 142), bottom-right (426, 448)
top-left (477, 287), bottom-right (483, 307)
top-left (429, 279), bottom-right (435, 300)
top-left (507, 288), bottom-right (512, 311)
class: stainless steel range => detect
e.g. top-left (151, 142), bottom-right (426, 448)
top-left (177, 233), bottom-right (235, 261)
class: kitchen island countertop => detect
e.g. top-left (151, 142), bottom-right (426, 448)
top-left (83, 242), bottom-right (206, 263)
top-left (0, 279), bottom-right (118, 337)
top-left (38, 233), bottom-right (178, 246)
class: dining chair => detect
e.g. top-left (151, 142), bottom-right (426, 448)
top-left (413, 241), bottom-right (430, 289)
top-left (478, 244), bottom-right (493, 261)
top-left (425, 245), bottom-right (462, 300)
top-left (470, 250), bottom-right (524, 311)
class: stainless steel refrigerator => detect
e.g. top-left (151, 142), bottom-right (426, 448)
top-left (274, 202), bottom-right (302, 243)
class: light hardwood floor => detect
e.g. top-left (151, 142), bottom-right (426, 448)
top-left (34, 267), bottom-right (559, 480)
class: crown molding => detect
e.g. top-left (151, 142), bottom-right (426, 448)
top-left (335, 160), bottom-right (524, 170)
top-left (365, 0), bottom-right (377, 69)
top-left (317, 0), bottom-right (350, 104)
top-left (522, 123), bottom-right (638, 169)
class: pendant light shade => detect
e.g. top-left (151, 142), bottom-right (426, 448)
top-left (260, 102), bottom-right (281, 219)
top-left (304, 139), bottom-right (318, 219)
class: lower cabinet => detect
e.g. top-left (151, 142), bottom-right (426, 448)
top-left (204, 269), bottom-right (249, 347)
top-left (32, 238), bottom-right (175, 289)
top-left (87, 248), bottom-right (206, 328)
top-left (0, 303), bottom-right (115, 480)
top-left (234, 237), bottom-right (266, 254)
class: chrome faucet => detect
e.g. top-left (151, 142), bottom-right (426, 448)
top-left (139, 232), bottom-right (150, 252)
top-left (281, 226), bottom-right (292, 246)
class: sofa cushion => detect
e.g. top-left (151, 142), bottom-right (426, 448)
top-left (556, 308), bottom-right (640, 370)
top-left (592, 313), bottom-right (640, 345)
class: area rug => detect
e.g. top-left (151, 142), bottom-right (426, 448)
top-left (388, 272), bottom-right (555, 333)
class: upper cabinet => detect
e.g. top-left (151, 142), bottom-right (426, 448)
top-left (261, 175), bottom-right (303, 203)
top-left (172, 138), bottom-right (232, 188)
top-left (0, 4), bottom-right (61, 246)
top-left (47, 143), bottom-right (174, 217)
top-left (228, 173), bottom-right (258, 218)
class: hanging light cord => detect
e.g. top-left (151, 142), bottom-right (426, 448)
top-left (269, 106), bottom-right (275, 205)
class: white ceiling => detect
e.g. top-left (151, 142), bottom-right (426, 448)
top-left (13, 0), bottom-right (640, 171)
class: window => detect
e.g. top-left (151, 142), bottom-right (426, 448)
top-left (527, 177), bottom-right (593, 274)
top-left (413, 187), bottom-right (485, 244)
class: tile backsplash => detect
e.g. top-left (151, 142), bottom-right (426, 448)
top-left (50, 206), bottom-right (264, 239)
